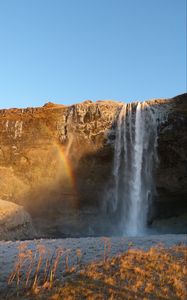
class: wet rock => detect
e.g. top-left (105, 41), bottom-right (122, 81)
top-left (151, 214), bottom-right (187, 234)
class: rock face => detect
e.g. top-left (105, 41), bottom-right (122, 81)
top-left (0, 94), bottom-right (186, 237)
top-left (0, 199), bottom-right (34, 240)
top-left (0, 100), bottom-right (120, 210)
top-left (154, 94), bottom-right (187, 222)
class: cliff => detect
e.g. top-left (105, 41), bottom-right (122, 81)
top-left (153, 94), bottom-right (187, 227)
top-left (0, 93), bottom-right (186, 236)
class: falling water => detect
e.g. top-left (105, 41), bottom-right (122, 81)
top-left (111, 102), bottom-right (159, 236)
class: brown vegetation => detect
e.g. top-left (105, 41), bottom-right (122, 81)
top-left (4, 243), bottom-right (187, 300)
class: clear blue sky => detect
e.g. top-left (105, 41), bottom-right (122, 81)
top-left (0, 0), bottom-right (186, 108)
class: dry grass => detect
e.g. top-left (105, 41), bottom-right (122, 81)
top-left (50, 245), bottom-right (186, 300)
top-left (7, 243), bottom-right (73, 292)
top-left (4, 243), bottom-right (187, 300)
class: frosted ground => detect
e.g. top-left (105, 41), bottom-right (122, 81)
top-left (0, 234), bottom-right (186, 295)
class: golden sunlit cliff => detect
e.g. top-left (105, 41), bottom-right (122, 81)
top-left (0, 93), bottom-right (186, 238)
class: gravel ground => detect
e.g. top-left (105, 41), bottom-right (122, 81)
top-left (0, 234), bottom-right (186, 295)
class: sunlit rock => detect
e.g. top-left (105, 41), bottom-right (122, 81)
top-left (0, 199), bottom-right (35, 240)
top-left (0, 93), bottom-right (186, 237)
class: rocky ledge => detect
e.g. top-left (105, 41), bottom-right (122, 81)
top-left (0, 93), bottom-right (186, 237)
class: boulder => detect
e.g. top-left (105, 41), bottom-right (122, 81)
top-left (0, 199), bottom-right (34, 240)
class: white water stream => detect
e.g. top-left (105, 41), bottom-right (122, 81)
top-left (112, 102), bottom-right (159, 236)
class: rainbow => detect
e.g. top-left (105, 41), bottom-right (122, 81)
top-left (53, 141), bottom-right (77, 191)
top-left (39, 123), bottom-right (77, 192)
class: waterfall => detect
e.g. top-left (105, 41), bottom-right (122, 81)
top-left (110, 102), bottom-right (158, 236)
